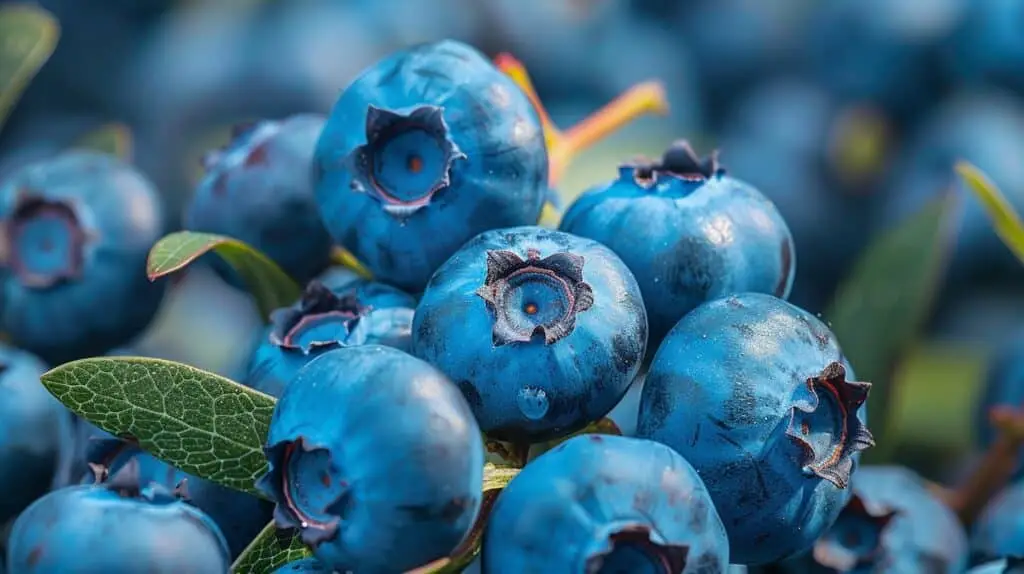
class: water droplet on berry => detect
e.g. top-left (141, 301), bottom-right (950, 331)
top-left (516, 386), bottom-right (549, 420)
top-left (300, 521), bottom-right (309, 529)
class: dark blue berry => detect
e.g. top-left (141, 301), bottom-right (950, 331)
top-left (256, 345), bottom-right (483, 573)
top-left (412, 226), bottom-right (647, 443)
top-left (185, 115), bottom-right (334, 287)
top-left (483, 434), bottom-right (730, 573)
top-left (559, 141), bottom-right (793, 346)
top-left (0, 151), bottom-right (166, 364)
top-left (637, 293), bottom-right (873, 565)
top-left (6, 463), bottom-right (231, 573)
top-left (314, 39), bottom-right (548, 292)
top-left (245, 274), bottom-right (416, 398)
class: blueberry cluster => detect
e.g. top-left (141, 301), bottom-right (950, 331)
top-left (4, 5), bottom-right (1024, 572)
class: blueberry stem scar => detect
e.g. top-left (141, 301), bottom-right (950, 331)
top-left (493, 53), bottom-right (669, 187)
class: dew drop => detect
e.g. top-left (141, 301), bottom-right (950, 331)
top-left (516, 386), bottom-right (549, 420)
top-left (300, 521), bottom-right (309, 529)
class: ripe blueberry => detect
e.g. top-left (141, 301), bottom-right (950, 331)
top-left (412, 226), bottom-right (647, 443)
top-left (314, 39), bottom-right (548, 292)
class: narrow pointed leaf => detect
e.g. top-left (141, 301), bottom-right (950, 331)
top-left (230, 524), bottom-right (311, 574)
top-left (75, 122), bottom-right (133, 160)
top-left (0, 4), bottom-right (59, 129)
top-left (956, 160), bottom-right (1024, 265)
top-left (40, 357), bottom-right (275, 496)
top-left (329, 245), bottom-right (373, 280)
top-left (147, 231), bottom-right (302, 320)
top-left (825, 191), bottom-right (961, 451)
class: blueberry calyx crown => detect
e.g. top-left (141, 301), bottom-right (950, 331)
top-left (269, 280), bottom-right (369, 354)
top-left (475, 248), bottom-right (594, 346)
top-left (89, 458), bottom-right (190, 504)
top-left (0, 191), bottom-right (90, 289)
top-left (786, 362), bottom-right (874, 489)
top-left (624, 140), bottom-right (724, 189)
top-left (584, 523), bottom-right (690, 573)
top-left (811, 493), bottom-right (898, 571)
top-left (256, 436), bottom-right (347, 546)
top-left (347, 104), bottom-right (467, 218)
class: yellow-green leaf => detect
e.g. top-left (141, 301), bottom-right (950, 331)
top-left (0, 4), bottom-right (59, 130)
top-left (329, 245), bottom-right (373, 280)
top-left (147, 231), bottom-right (302, 320)
top-left (75, 122), bottom-right (133, 160)
top-left (826, 191), bottom-right (962, 452)
top-left (39, 357), bottom-right (275, 496)
top-left (955, 160), bottom-right (1024, 265)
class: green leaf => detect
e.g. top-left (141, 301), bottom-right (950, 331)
top-left (75, 122), bottom-right (133, 160)
top-left (825, 192), bottom-right (962, 455)
top-left (329, 245), bottom-right (373, 280)
top-left (40, 357), bottom-right (274, 496)
top-left (230, 524), bottom-right (311, 574)
top-left (956, 160), bottom-right (1024, 265)
top-left (147, 231), bottom-right (302, 320)
top-left (0, 4), bottom-right (59, 130)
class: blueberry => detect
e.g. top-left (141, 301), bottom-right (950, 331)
top-left (972, 482), bottom-right (1024, 565)
top-left (272, 557), bottom-right (332, 573)
top-left (974, 333), bottom-right (1024, 480)
top-left (559, 141), bottom-right (793, 347)
top-left (6, 464), bottom-right (231, 573)
top-left (78, 432), bottom-right (272, 560)
top-left (256, 345), bottom-right (483, 573)
top-left (0, 151), bottom-right (166, 365)
top-left (0, 343), bottom-right (74, 525)
top-left (412, 226), bottom-right (647, 443)
top-left (879, 89), bottom-right (1024, 283)
top-left (185, 115), bottom-right (334, 287)
top-left (970, 558), bottom-right (1024, 574)
top-left (944, 0), bottom-right (1024, 94)
top-left (636, 293), bottom-right (874, 564)
top-left (314, 39), bottom-right (548, 292)
top-left (483, 434), bottom-right (729, 572)
top-left (246, 276), bottom-right (417, 398)
top-left (781, 466), bottom-right (968, 573)
top-left (804, 0), bottom-right (964, 118)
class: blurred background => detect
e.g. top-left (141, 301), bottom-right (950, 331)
top-left (2, 0), bottom-right (1023, 483)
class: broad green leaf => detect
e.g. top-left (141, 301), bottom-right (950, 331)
top-left (147, 231), bottom-right (302, 320)
top-left (75, 122), bottom-right (132, 160)
top-left (329, 245), bottom-right (373, 280)
top-left (231, 524), bottom-right (311, 574)
top-left (40, 357), bottom-right (274, 496)
top-left (826, 192), bottom-right (961, 455)
top-left (0, 4), bottom-right (59, 130)
top-left (956, 161), bottom-right (1024, 265)
top-left (530, 417), bottom-right (622, 459)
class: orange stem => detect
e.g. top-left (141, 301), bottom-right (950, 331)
top-left (493, 53), bottom-right (561, 148)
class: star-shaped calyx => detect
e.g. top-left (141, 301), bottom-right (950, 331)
top-left (620, 140), bottom-right (724, 191)
top-left (347, 105), bottom-right (467, 218)
top-left (475, 248), bottom-right (594, 346)
top-left (584, 524), bottom-right (690, 574)
top-left (786, 361), bottom-right (874, 488)
top-left (269, 280), bottom-right (369, 354)
top-left (813, 494), bottom-right (899, 571)
top-left (0, 191), bottom-right (92, 289)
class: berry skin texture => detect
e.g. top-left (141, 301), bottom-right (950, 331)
top-left (185, 115), bottom-right (334, 287)
top-left (782, 466), bottom-right (968, 574)
top-left (972, 482), bottom-right (1024, 565)
top-left (636, 293), bottom-right (873, 565)
top-left (6, 478), bottom-right (231, 573)
top-left (412, 226), bottom-right (648, 443)
top-left (0, 343), bottom-right (75, 524)
top-left (256, 345), bottom-right (484, 574)
top-left (272, 557), bottom-right (332, 572)
top-left (483, 434), bottom-right (730, 573)
top-left (0, 151), bottom-right (166, 365)
top-left (559, 141), bottom-right (794, 347)
top-left (313, 39), bottom-right (549, 292)
top-left (245, 273), bottom-right (417, 398)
